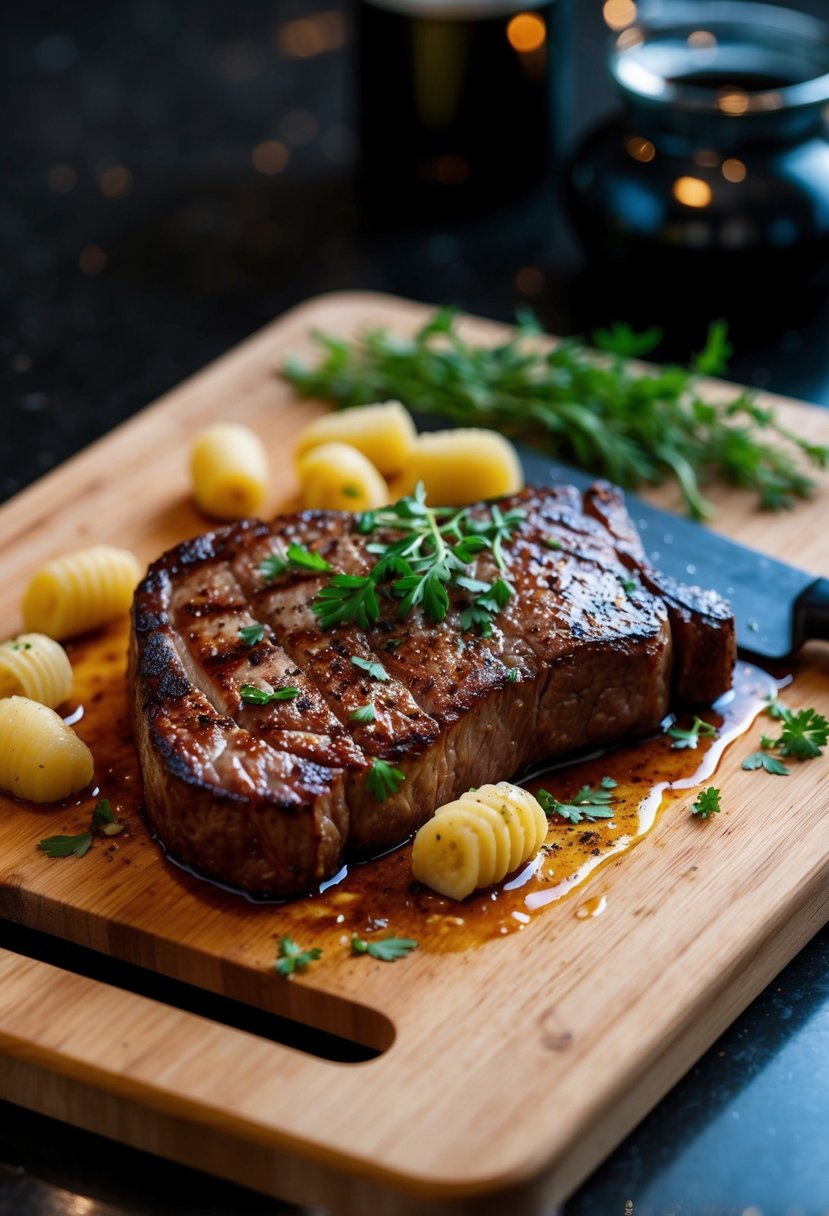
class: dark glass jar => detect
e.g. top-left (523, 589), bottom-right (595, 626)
top-left (566, 2), bottom-right (829, 321)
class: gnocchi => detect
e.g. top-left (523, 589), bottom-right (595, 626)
top-left (0, 633), bottom-right (73, 708)
top-left (294, 400), bottom-right (416, 477)
top-left (296, 442), bottom-right (389, 511)
top-left (23, 545), bottom-right (142, 640)
top-left (411, 782), bottom-right (547, 900)
top-left (0, 695), bottom-right (94, 802)
top-left (402, 428), bottom-right (524, 506)
top-left (191, 422), bottom-right (268, 519)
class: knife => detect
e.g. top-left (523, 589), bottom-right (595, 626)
top-left (519, 448), bottom-right (829, 661)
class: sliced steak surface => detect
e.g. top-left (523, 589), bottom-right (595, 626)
top-left (129, 483), bottom-right (735, 897)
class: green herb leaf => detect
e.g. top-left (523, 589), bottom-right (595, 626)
top-left (775, 707), bottom-right (829, 760)
top-left (275, 937), bottom-right (322, 977)
top-left (691, 786), bottom-right (722, 819)
top-left (239, 684), bottom-right (300, 705)
top-left (313, 572), bottom-right (380, 630)
top-left (764, 691), bottom-right (788, 720)
top-left (742, 751), bottom-right (790, 776)
top-left (285, 541), bottom-right (331, 572)
top-left (38, 831), bottom-right (93, 859)
top-left (507, 668), bottom-right (519, 683)
top-left (283, 311), bottom-right (828, 518)
top-left (366, 757), bottom-right (406, 801)
top-left (667, 716), bottom-right (718, 750)
top-left (351, 656), bottom-right (389, 682)
top-left (350, 934), bottom-right (418, 962)
top-left (537, 777), bottom-right (617, 824)
top-left (350, 702), bottom-right (376, 723)
top-left (260, 542), bottom-right (331, 582)
top-left (38, 798), bottom-right (119, 859)
top-left (239, 623), bottom-right (266, 646)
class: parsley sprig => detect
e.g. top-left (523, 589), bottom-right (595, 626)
top-left (667, 715), bottom-right (718, 750)
top-left (260, 541), bottom-right (331, 581)
top-left (312, 483), bottom-right (523, 633)
top-left (239, 684), bottom-right (300, 705)
top-left (366, 757), bottom-right (405, 801)
top-left (743, 698), bottom-right (828, 773)
top-left (275, 937), bottom-right (322, 976)
top-left (38, 798), bottom-right (122, 859)
top-left (351, 934), bottom-right (418, 961)
top-left (691, 786), bottom-right (722, 819)
top-left (283, 308), bottom-right (828, 519)
top-left (537, 777), bottom-right (617, 824)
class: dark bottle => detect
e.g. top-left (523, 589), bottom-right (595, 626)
top-left (356, 0), bottom-right (567, 221)
top-left (566, 2), bottom-right (829, 324)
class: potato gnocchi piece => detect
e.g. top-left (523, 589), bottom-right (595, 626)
top-left (412, 782), bottom-right (548, 900)
top-left (23, 545), bottom-right (142, 641)
top-left (0, 634), bottom-right (73, 708)
top-left (296, 442), bottom-right (389, 511)
top-left (295, 400), bottom-right (416, 477)
top-left (401, 428), bottom-right (524, 506)
top-left (0, 695), bottom-right (93, 802)
top-left (191, 422), bottom-right (268, 519)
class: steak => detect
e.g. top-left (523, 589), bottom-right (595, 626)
top-left (129, 483), bottom-right (735, 897)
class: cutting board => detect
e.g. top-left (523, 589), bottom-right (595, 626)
top-left (0, 292), bottom-right (827, 1216)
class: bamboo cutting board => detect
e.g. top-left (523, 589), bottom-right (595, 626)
top-left (0, 292), bottom-right (828, 1215)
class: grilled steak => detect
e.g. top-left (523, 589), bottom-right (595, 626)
top-left (129, 483), bottom-right (735, 897)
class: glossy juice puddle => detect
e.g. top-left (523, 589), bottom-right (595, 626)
top-left (42, 624), bottom-right (776, 963)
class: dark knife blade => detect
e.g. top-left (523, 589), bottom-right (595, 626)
top-left (519, 447), bottom-right (828, 660)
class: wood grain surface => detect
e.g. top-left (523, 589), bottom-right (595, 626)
top-left (0, 291), bottom-right (827, 1215)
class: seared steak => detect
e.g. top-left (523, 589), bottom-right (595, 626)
top-left (129, 483), bottom-right (735, 897)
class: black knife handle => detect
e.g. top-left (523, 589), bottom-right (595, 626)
top-left (793, 577), bottom-right (829, 649)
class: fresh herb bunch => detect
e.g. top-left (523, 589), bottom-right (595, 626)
top-left (313, 482), bottom-right (523, 635)
top-left (283, 308), bottom-right (828, 519)
top-left (537, 777), bottom-right (617, 824)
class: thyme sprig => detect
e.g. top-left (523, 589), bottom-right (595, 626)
top-left (283, 308), bottom-right (828, 519)
top-left (312, 483), bottom-right (523, 633)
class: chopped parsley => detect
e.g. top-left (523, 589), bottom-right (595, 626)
top-left (38, 798), bottom-right (121, 859)
top-left (350, 702), bottom-right (376, 724)
top-left (275, 937), bottom-right (322, 977)
top-left (351, 655), bottom-right (389, 682)
top-left (691, 786), bottom-right (722, 819)
top-left (351, 934), bottom-right (418, 962)
top-left (537, 777), bottom-right (617, 824)
top-left (366, 757), bottom-right (405, 801)
top-left (239, 684), bottom-right (300, 705)
top-left (667, 715), bottom-right (718, 750)
top-left (239, 623), bottom-right (266, 647)
top-left (260, 541), bottom-right (331, 581)
top-left (742, 751), bottom-right (790, 776)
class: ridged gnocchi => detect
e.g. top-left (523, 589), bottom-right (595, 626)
top-left (295, 400), bottom-right (416, 476)
top-left (402, 428), bottom-right (524, 506)
top-left (191, 422), bottom-right (269, 519)
top-left (0, 696), bottom-right (94, 802)
top-left (23, 545), bottom-right (142, 641)
top-left (0, 634), bottom-right (73, 708)
top-left (411, 782), bottom-right (547, 900)
top-left (297, 442), bottom-right (389, 511)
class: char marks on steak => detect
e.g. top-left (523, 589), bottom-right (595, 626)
top-left (129, 483), bottom-right (735, 897)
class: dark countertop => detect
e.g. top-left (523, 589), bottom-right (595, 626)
top-left (2, 2), bottom-right (829, 1213)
